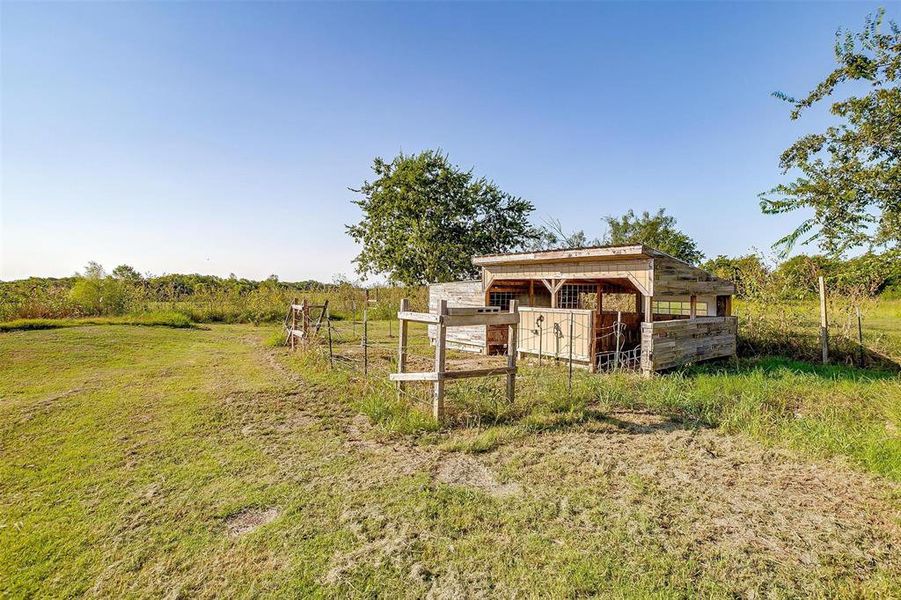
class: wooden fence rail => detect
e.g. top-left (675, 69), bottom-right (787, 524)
top-left (389, 299), bottom-right (519, 421)
top-left (284, 297), bottom-right (329, 350)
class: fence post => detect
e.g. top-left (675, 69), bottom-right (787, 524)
top-left (614, 311), bottom-right (622, 371)
top-left (507, 300), bottom-right (518, 405)
top-left (396, 298), bottom-right (409, 399)
top-left (363, 305), bottom-right (369, 376)
top-left (327, 313), bottom-right (334, 368)
top-left (433, 299), bottom-right (448, 421)
top-left (567, 312), bottom-right (574, 396)
top-left (818, 276), bottom-right (829, 364)
top-left (301, 299), bottom-right (311, 348)
top-left (856, 305), bottom-right (864, 367)
top-left (537, 318), bottom-right (543, 366)
top-left (290, 297), bottom-right (297, 351)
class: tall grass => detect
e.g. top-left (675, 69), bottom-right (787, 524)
top-left (286, 323), bottom-right (901, 481)
top-left (735, 298), bottom-right (901, 367)
top-left (0, 311), bottom-right (194, 332)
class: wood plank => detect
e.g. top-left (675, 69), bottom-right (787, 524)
top-left (442, 367), bottom-right (516, 380)
top-left (389, 371), bottom-right (440, 382)
top-left (398, 311), bottom-right (441, 324)
top-left (445, 306), bottom-right (500, 315)
top-left (444, 312), bottom-right (519, 327)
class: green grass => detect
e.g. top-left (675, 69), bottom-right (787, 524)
top-left (2, 324), bottom-right (899, 597)
top-left (297, 317), bottom-right (901, 481)
top-left (0, 311), bottom-right (194, 332)
top-left (734, 298), bottom-right (901, 367)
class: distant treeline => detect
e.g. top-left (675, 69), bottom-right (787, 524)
top-left (2, 251), bottom-right (898, 323)
top-left (701, 251), bottom-right (900, 300)
top-left (0, 263), bottom-right (429, 323)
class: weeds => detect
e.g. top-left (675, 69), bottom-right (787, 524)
top-left (0, 311), bottom-right (194, 332)
top-left (294, 340), bottom-right (900, 480)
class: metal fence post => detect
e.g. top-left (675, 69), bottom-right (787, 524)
top-left (614, 311), bottom-right (621, 370)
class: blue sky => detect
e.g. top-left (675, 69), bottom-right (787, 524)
top-left (1, 1), bottom-right (892, 281)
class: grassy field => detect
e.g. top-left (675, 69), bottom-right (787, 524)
top-left (2, 322), bottom-right (899, 597)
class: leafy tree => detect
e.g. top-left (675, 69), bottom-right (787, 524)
top-left (760, 10), bottom-right (901, 256)
top-left (773, 255), bottom-right (835, 296)
top-left (112, 264), bottom-right (142, 281)
top-left (602, 209), bottom-right (705, 264)
top-left (69, 261), bottom-right (128, 315)
top-left (701, 254), bottom-right (769, 298)
top-left (347, 150), bottom-right (536, 284)
top-left (82, 261), bottom-right (106, 280)
top-left (528, 218), bottom-right (600, 251)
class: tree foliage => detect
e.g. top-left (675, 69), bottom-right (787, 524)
top-left (528, 218), bottom-right (600, 251)
top-left (347, 150), bottom-right (536, 285)
top-left (112, 264), bottom-right (142, 281)
top-left (760, 10), bottom-right (901, 256)
top-left (701, 254), bottom-right (770, 297)
top-left (602, 209), bottom-right (705, 264)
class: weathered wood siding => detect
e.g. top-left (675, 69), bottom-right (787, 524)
top-left (428, 281), bottom-right (486, 353)
top-left (653, 256), bottom-right (734, 297)
top-left (518, 307), bottom-right (594, 364)
top-left (640, 317), bottom-right (737, 371)
top-left (484, 258), bottom-right (653, 296)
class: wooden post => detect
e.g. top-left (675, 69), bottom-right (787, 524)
top-left (363, 306), bottom-right (369, 376)
top-left (301, 299), bottom-right (310, 348)
top-left (290, 297), bottom-right (297, 351)
top-left (433, 299), bottom-right (448, 421)
top-left (396, 298), bottom-right (409, 398)
top-left (506, 300), bottom-right (518, 405)
top-left (689, 295), bottom-right (697, 319)
top-left (818, 276), bottom-right (829, 364)
top-left (327, 313), bottom-right (334, 367)
top-left (588, 311), bottom-right (597, 373)
top-left (314, 299), bottom-right (329, 334)
top-left (643, 295), bottom-right (653, 323)
top-left (567, 311), bottom-right (574, 395)
top-left (856, 305), bottom-right (864, 367)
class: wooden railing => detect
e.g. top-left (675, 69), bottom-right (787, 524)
top-left (389, 299), bottom-right (520, 421)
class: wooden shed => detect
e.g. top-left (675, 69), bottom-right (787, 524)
top-left (428, 245), bottom-right (737, 373)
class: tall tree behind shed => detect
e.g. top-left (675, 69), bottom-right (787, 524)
top-left (602, 209), bottom-right (705, 264)
top-left (347, 150), bottom-right (536, 285)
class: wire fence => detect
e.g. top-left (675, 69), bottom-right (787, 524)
top-left (286, 301), bottom-right (644, 409)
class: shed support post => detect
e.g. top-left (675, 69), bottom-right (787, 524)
top-left (689, 295), bottom-right (697, 319)
top-left (643, 294), bottom-right (653, 323)
top-left (433, 299), bottom-right (448, 421)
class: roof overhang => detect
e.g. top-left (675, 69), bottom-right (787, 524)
top-left (472, 245), bottom-right (660, 266)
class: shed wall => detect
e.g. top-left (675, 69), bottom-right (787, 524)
top-left (653, 256), bottom-right (735, 297)
top-left (428, 281), bottom-right (486, 353)
top-left (640, 317), bottom-right (737, 371)
top-left (518, 307), bottom-right (594, 364)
